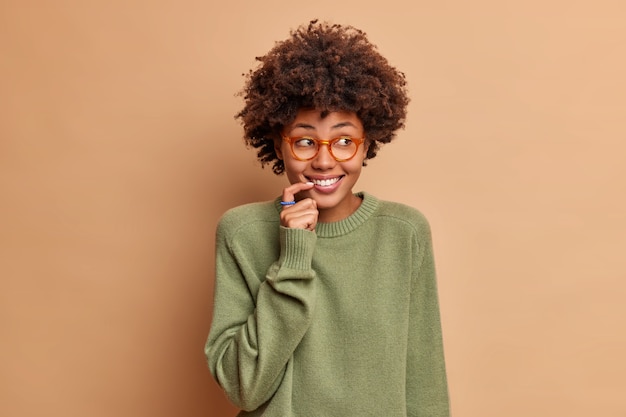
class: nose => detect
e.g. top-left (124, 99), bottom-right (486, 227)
top-left (311, 142), bottom-right (336, 170)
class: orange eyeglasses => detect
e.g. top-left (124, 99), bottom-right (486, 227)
top-left (282, 135), bottom-right (365, 162)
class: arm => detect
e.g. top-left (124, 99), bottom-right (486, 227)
top-left (406, 221), bottom-right (450, 416)
top-left (205, 220), bottom-right (317, 411)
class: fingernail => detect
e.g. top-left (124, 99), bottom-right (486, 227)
top-left (306, 181), bottom-right (314, 185)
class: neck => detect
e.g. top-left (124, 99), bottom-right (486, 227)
top-left (317, 194), bottom-right (362, 223)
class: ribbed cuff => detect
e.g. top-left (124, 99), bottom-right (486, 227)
top-left (278, 226), bottom-right (317, 270)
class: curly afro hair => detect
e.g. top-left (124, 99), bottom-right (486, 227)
top-left (235, 19), bottom-right (410, 175)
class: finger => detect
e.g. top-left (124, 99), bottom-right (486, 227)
top-left (282, 181), bottom-right (314, 204)
top-left (281, 208), bottom-right (319, 230)
top-left (280, 197), bottom-right (316, 217)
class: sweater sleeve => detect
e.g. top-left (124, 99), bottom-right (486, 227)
top-left (205, 221), bottom-right (318, 411)
top-left (406, 220), bottom-right (450, 417)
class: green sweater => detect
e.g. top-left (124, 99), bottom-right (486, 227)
top-left (206, 192), bottom-right (449, 416)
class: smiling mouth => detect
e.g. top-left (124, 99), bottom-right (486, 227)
top-left (307, 176), bottom-right (342, 187)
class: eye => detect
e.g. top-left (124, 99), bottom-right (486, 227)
top-left (334, 137), bottom-right (354, 147)
top-left (293, 137), bottom-right (316, 148)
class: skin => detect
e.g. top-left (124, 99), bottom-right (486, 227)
top-left (276, 109), bottom-right (368, 230)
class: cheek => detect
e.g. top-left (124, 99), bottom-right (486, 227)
top-left (348, 162), bottom-right (364, 175)
top-left (348, 151), bottom-right (367, 172)
top-left (283, 158), bottom-right (307, 180)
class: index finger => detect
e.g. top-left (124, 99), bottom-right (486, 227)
top-left (282, 181), bottom-right (314, 203)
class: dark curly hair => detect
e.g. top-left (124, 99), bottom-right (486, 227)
top-left (235, 20), bottom-right (410, 175)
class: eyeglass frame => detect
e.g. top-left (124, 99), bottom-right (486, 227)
top-left (281, 135), bottom-right (366, 162)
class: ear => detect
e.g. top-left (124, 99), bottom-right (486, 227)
top-left (274, 137), bottom-right (283, 160)
top-left (362, 138), bottom-right (370, 155)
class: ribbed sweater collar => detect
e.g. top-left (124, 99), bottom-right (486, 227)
top-left (273, 192), bottom-right (379, 238)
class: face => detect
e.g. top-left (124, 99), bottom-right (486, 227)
top-left (276, 109), bottom-right (368, 223)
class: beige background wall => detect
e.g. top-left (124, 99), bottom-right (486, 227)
top-left (1, 1), bottom-right (624, 416)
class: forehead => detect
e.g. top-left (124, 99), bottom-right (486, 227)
top-left (286, 109), bottom-right (363, 131)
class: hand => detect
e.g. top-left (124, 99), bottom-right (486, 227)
top-left (280, 182), bottom-right (317, 231)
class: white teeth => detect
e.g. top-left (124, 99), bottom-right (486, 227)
top-left (310, 177), bottom-right (340, 187)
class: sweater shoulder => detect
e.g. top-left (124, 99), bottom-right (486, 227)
top-left (217, 200), bottom-right (279, 236)
top-left (373, 198), bottom-right (432, 236)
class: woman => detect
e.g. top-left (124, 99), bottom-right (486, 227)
top-left (206, 20), bottom-right (450, 416)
